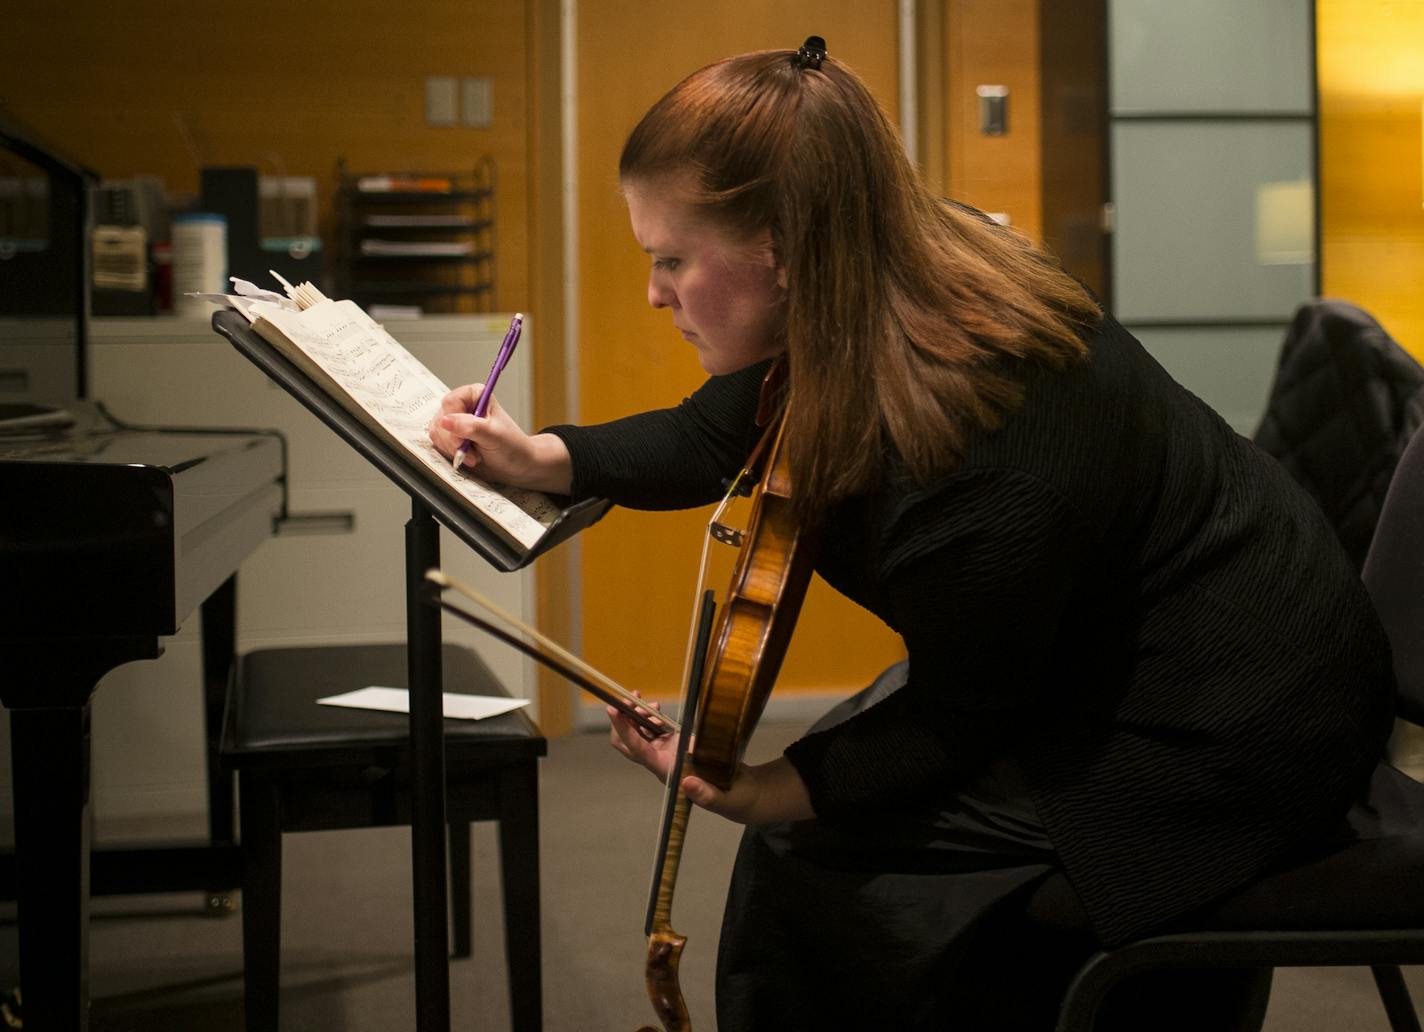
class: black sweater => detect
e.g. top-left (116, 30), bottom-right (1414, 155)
top-left (547, 314), bottom-right (1395, 945)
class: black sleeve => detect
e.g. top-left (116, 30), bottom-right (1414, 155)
top-left (543, 359), bottom-right (770, 510)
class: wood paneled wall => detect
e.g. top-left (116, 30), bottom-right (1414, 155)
top-left (923, 0), bottom-right (1105, 295)
top-left (1039, 0), bottom-right (1106, 299)
top-left (525, 0), bottom-right (577, 732)
top-left (0, 0), bottom-right (533, 311)
top-left (1317, 0), bottom-right (1424, 358)
top-left (942, 0), bottom-right (1043, 241)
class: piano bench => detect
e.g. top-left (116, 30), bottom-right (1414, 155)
top-left (220, 642), bottom-right (545, 1032)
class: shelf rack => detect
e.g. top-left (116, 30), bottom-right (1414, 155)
top-left (335, 156), bottom-right (495, 314)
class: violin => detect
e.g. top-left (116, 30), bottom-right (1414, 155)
top-left (638, 360), bottom-right (817, 1031)
top-left (689, 394), bottom-right (816, 790)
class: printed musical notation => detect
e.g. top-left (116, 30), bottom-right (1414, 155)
top-left (249, 297), bottom-right (556, 551)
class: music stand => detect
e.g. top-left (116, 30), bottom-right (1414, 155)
top-left (213, 309), bottom-right (608, 1028)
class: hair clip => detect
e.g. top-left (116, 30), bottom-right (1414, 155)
top-left (793, 36), bottom-right (827, 71)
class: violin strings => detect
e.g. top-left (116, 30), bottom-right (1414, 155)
top-left (673, 473), bottom-right (745, 725)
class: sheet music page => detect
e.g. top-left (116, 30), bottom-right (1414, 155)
top-left (252, 299), bottom-right (559, 550)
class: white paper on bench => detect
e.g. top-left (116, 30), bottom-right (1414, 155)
top-left (317, 686), bottom-right (530, 721)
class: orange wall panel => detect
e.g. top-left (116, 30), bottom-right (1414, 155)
top-left (945, 0), bottom-right (1043, 242)
top-left (1318, 0), bottom-right (1424, 357)
top-left (0, 0), bottom-right (533, 311)
top-left (575, 5), bottom-right (907, 704)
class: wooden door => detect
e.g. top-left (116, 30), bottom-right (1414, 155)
top-left (572, 4), bottom-right (908, 721)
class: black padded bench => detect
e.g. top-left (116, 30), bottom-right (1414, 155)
top-left (221, 641), bottom-right (545, 1031)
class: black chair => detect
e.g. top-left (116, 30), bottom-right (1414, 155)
top-left (221, 642), bottom-right (545, 1031)
top-left (1055, 422), bottom-right (1424, 1031)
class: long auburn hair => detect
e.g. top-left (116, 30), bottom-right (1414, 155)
top-left (620, 47), bottom-right (1101, 523)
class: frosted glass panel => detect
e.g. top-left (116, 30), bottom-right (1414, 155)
top-left (1112, 121), bottom-right (1315, 322)
top-left (1110, 0), bottom-right (1312, 113)
top-left (1131, 325), bottom-right (1286, 436)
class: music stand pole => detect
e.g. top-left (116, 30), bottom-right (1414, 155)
top-left (407, 496), bottom-right (450, 1030)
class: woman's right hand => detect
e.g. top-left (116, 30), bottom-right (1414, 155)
top-left (607, 697), bottom-right (816, 825)
top-left (427, 384), bottom-right (574, 494)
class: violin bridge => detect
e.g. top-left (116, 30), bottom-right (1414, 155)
top-left (709, 522), bottom-right (745, 548)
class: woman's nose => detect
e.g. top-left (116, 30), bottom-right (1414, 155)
top-left (648, 275), bottom-right (674, 310)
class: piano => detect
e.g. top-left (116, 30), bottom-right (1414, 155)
top-left (0, 405), bottom-right (283, 1031)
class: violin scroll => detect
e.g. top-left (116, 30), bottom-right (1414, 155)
top-left (635, 929), bottom-right (690, 1032)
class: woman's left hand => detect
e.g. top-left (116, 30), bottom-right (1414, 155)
top-left (608, 700), bottom-right (816, 825)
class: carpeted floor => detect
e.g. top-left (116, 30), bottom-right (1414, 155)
top-left (2, 722), bottom-right (1420, 1030)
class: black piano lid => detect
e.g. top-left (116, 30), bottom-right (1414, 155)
top-left (0, 426), bottom-right (267, 468)
top-left (0, 422), bottom-right (283, 638)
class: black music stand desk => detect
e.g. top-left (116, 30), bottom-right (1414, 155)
top-left (212, 309), bottom-right (608, 1030)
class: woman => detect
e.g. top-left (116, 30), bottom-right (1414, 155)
top-left (429, 39), bottom-right (1394, 1030)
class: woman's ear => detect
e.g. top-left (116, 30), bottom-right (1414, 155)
top-left (765, 234), bottom-right (787, 290)
top-left (746, 227), bottom-right (786, 292)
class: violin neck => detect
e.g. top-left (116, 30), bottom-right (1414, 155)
top-left (644, 592), bottom-right (716, 938)
top-left (649, 792), bottom-right (694, 932)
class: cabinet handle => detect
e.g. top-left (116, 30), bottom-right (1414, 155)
top-left (274, 510), bottom-right (356, 536)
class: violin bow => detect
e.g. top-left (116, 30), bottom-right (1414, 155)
top-left (424, 569), bottom-right (676, 739)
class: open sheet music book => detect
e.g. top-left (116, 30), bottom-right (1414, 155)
top-left (207, 278), bottom-right (608, 566)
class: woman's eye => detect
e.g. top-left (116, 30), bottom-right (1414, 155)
top-left (653, 257), bottom-right (680, 272)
